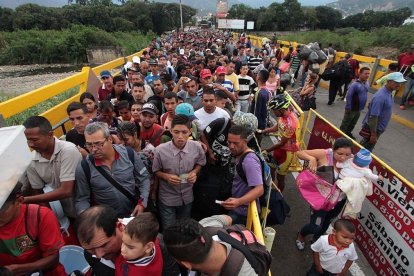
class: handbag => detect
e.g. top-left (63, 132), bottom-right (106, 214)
top-left (359, 125), bottom-right (371, 139)
top-left (296, 169), bottom-right (341, 211)
top-left (301, 96), bottom-right (316, 111)
top-left (263, 189), bottom-right (291, 225)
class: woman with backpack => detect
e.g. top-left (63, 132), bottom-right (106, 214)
top-left (291, 73), bottom-right (318, 111)
top-left (294, 138), bottom-right (354, 251)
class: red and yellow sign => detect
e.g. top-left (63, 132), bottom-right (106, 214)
top-left (307, 116), bottom-right (414, 276)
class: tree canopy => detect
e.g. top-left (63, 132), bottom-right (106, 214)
top-left (0, 1), bottom-right (196, 34)
top-left (227, 0), bottom-right (411, 31)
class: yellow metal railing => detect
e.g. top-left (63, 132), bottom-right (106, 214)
top-left (0, 50), bottom-right (143, 137)
top-left (232, 33), bottom-right (404, 97)
top-left (246, 200), bottom-right (265, 244)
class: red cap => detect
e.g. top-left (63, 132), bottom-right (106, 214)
top-left (215, 66), bottom-right (227, 75)
top-left (200, 69), bottom-right (212, 79)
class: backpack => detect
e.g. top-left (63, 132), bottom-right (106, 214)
top-left (236, 151), bottom-right (272, 209)
top-left (333, 60), bottom-right (352, 79)
top-left (205, 224), bottom-right (272, 276)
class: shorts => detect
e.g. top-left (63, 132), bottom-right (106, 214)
top-left (272, 149), bottom-right (295, 176)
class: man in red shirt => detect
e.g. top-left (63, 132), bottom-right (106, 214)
top-left (398, 44), bottom-right (414, 109)
top-left (0, 183), bottom-right (65, 276)
top-left (260, 94), bottom-right (299, 191)
top-left (140, 103), bottom-right (165, 147)
top-left (97, 70), bottom-right (113, 101)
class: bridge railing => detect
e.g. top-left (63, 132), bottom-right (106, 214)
top-left (0, 50), bottom-right (143, 137)
top-left (233, 33), bottom-right (404, 96)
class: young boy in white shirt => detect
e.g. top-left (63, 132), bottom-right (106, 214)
top-left (308, 219), bottom-right (358, 276)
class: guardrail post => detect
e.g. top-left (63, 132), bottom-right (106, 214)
top-left (79, 66), bottom-right (90, 94)
top-left (0, 114), bottom-right (6, 128)
top-left (369, 57), bottom-right (381, 87)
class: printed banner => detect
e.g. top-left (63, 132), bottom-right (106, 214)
top-left (307, 116), bottom-right (414, 276)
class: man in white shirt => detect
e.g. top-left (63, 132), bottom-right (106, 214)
top-left (195, 88), bottom-right (230, 133)
top-left (195, 88), bottom-right (231, 165)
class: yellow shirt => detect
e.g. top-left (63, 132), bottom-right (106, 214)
top-left (226, 73), bottom-right (240, 92)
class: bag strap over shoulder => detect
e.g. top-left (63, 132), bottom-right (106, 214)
top-left (25, 204), bottom-right (41, 242)
top-left (88, 152), bottom-right (138, 206)
top-left (220, 247), bottom-right (245, 276)
top-left (217, 230), bottom-right (260, 275)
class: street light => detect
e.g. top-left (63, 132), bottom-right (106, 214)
top-left (179, 0), bottom-right (183, 31)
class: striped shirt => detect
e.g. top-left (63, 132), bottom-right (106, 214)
top-left (238, 75), bottom-right (256, 98)
top-left (248, 55), bottom-right (263, 71)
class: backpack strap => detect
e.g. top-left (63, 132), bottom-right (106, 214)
top-left (125, 146), bottom-right (135, 166)
top-left (217, 230), bottom-right (260, 275)
top-left (236, 151), bottom-right (263, 185)
top-left (149, 127), bottom-right (165, 146)
top-left (81, 158), bottom-right (91, 185)
top-left (220, 247), bottom-right (245, 276)
top-left (25, 204), bottom-right (41, 242)
top-left (82, 146), bottom-right (135, 184)
top-left (236, 151), bottom-right (253, 184)
top-left (160, 113), bottom-right (168, 128)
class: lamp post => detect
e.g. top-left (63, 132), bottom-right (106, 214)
top-left (179, 0), bottom-right (183, 31)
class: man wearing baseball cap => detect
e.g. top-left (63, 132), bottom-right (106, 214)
top-left (98, 70), bottom-right (113, 101)
top-left (214, 66), bottom-right (236, 102)
top-left (140, 102), bottom-right (164, 147)
top-left (359, 72), bottom-right (406, 151)
top-left (398, 44), bottom-right (414, 110)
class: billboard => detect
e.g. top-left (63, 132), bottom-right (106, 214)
top-left (217, 19), bottom-right (245, 29)
top-left (216, 0), bottom-right (228, 18)
top-left (307, 116), bottom-right (414, 276)
top-left (247, 21), bottom-right (254, 30)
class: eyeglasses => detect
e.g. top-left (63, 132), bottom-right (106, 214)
top-left (85, 139), bottom-right (107, 150)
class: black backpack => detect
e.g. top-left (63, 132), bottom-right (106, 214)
top-left (206, 224), bottom-right (272, 276)
top-left (333, 60), bottom-right (352, 79)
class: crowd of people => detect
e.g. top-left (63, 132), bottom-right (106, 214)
top-left (1, 29), bottom-right (410, 276)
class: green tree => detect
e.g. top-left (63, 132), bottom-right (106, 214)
top-left (227, 4), bottom-right (253, 19)
top-left (315, 6), bottom-right (342, 30)
top-left (282, 0), bottom-right (304, 30)
top-left (0, 7), bottom-right (14, 31)
top-left (303, 7), bottom-right (318, 30)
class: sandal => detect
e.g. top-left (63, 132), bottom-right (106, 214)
top-left (295, 233), bottom-right (305, 251)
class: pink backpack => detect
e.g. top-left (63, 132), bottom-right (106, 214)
top-left (296, 169), bottom-right (341, 211)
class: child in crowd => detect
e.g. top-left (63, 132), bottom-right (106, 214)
top-left (131, 82), bottom-right (147, 104)
top-left (131, 101), bottom-right (143, 124)
top-left (118, 100), bottom-right (133, 122)
top-left (116, 213), bottom-right (163, 276)
top-left (336, 148), bottom-right (383, 218)
top-left (308, 219), bottom-right (358, 276)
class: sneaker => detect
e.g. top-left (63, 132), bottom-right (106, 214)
top-left (400, 105), bottom-right (406, 110)
top-left (408, 100), bottom-right (414, 106)
top-left (327, 101), bottom-right (333, 105)
top-left (295, 239), bottom-right (305, 251)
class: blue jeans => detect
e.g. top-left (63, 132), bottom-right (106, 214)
top-left (400, 76), bottom-right (414, 105)
top-left (159, 201), bottom-right (193, 230)
top-left (300, 200), bottom-right (346, 241)
top-left (228, 210), bottom-right (247, 225)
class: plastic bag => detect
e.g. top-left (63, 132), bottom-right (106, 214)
top-left (307, 51), bottom-right (319, 64)
top-left (299, 46), bottom-right (312, 60)
top-left (316, 50), bottom-right (328, 64)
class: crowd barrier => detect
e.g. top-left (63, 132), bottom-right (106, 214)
top-left (235, 33), bottom-right (405, 97)
top-left (302, 109), bottom-right (414, 276)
